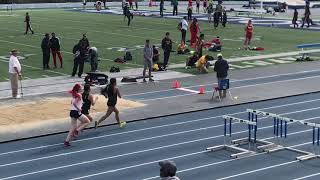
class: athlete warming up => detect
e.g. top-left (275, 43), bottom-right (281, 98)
top-left (244, 20), bottom-right (253, 50)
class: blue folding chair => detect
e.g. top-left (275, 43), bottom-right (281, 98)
top-left (211, 78), bottom-right (233, 102)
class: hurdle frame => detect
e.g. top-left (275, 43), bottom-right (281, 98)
top-left (247, 109), bottom-right (312, 158)
top-left (206, 115), bottom-right (257, 159)
top-left (296, 121), bottom-right (320, 161)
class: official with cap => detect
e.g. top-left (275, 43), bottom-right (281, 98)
top-left (8, 49), bottom-right (22, 98)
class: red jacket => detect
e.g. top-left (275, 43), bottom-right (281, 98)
top-left (190, 23), bottom-right (199, 34)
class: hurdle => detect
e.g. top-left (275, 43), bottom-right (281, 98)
top-left (206, 115), bottom-right (257, 159)
top-left (296, 121), bottom-right (320, 161)
top-left (247, 109), bottom-right (312, 156)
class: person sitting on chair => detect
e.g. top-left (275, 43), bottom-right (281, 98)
top-left (196, 55), bottom-right (210, 73)
top-left (214, 53), bottom-right (229, 98)
top-left (209, 36), bottom-right (222, 52)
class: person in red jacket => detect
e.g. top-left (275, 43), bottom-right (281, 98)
top-left (188, 0), bottom-right (193, 7)
top-left (209, 36), bottom-right (222, 51)
top-left (189, 18), bottom-right (200, 46)
top-left (244, 20), bottom-right (253, 50)
top-left (128, 0), bottom-right (133, 9)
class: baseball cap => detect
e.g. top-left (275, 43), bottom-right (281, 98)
top-left (159, 160), bottom-right (177, 175)
top-left (217, 53), bottom-right (223, 57)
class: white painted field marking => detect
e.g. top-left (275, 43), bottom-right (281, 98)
top-left (177, 87), bottom-right (199, 93)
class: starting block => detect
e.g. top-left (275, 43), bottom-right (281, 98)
top-left (121, 75), bottom-right (154, 83)
top-left (206, 115), bottom-right (258, 159)
top-left (84, 72), bottom-right (108, 85)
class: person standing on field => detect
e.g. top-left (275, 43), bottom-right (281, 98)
top-left (41, 33), bottom-right (51, 70)
top-left (161, 32), bottom-right (173, 69)
top-left (8, 49), bottom-right (22, 99)
top-left (244, 20), bottom-right (253, 50)
top-left (50, 32), bottom-right (63, 68)
top-left (143, 39), bottom-right (154, 82)
top-left (24, 12), bottom-right (34, 35)
top-left (180, 16), bottom-right (188, 44)
top-left (172, 0), bottom-right (178, 16)
top-left (160, 0), bottom-right (164, 17)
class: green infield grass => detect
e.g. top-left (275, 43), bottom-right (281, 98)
top-left (0, 9), bottom-right (318, 81)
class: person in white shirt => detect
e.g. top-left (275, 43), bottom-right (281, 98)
top-left (180, 16), bottom-right (189, 45)
top-left (8, 49), bottom-right (22, 98)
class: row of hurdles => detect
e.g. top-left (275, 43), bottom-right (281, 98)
top-left (206, 109), bottom-right (320, 161)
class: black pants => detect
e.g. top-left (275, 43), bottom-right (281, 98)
top-left (25, 23), bottom-right (34, 34)
top-left (218, 12), bottom-right (222, 22)
top-left (173, 5), bottom-right (178, 16)
top-left (91, 60), bottom-right (98, 72)
top-left (42, 52), bottom-right (50, 69)
top-left (222, 20), bottom-right (226, 27)
top-left (160, 6), bottom-right (163, 16)
top-left (126, 14), bottom-right (133, 26)
top-left (135, 2), bottom-right (138, 9)
top-left (72, 57), bottom-right (84, 77)
top-left (301, 16), bottom-right (310, 28)
top-left (181, 29), bottom-right (186, 44)
top-left (187, 11), bottom-right (192, 21)
top-left (163, 50), bottom-right (171, 67)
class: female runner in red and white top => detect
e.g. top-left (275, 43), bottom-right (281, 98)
top-left (64, 84), bottom-right (91, 146)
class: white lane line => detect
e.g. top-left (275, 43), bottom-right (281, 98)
top-left (141, 74), bottom-right (320, 102)
top-left (69, 116), bottom-right (320, 180)
top-left (293, 172), bottom-right (320, 180)
top-left (142, 141), bottom-right (313, 180)
top-left (1, 97), bottom-right (320, 157)
top-left (0, 107), bottom-right (319, 179)
top-left (177, 87), bottom-right (199, 93)
top-left (124, 69), bottom-right (320, 97)
top-left (216, 160), bottom-right (299, 180)
top-left (69, 150), bottom-right (208, 180)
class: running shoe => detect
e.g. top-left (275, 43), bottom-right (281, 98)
top-left (64, 141), bottom-right (70, 147)
top-left (119, 121), bottom-right (126, 128)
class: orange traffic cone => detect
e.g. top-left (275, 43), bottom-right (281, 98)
top-left (173, 80), bottom-right (180, 89)
top-left (199, 86), bottom-right (205, 94)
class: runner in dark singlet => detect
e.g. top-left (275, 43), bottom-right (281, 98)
top-left (95, 78), bottom-right (126, 128)
top-left (81, 84), bottom-right (98, 122)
